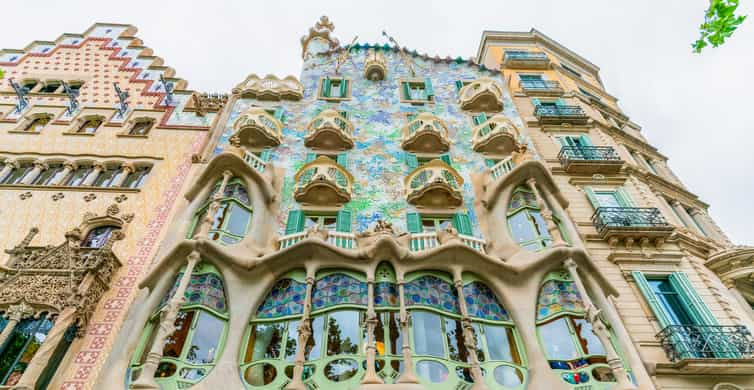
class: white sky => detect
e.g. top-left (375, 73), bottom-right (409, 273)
top-left (3, 0), bottom-right (753, 244)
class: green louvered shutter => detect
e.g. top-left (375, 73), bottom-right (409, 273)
top-left (452, 213), bottom-right (473, 235)
top-left (440, 154), bottom-right (452, 166)
top-left (584, 186), bottom-right (600, 210)
top-left (616, 187), bottom-right (634, 207)
top-left (285, 210), bottom-right (306, 235)
top-left (338, 110), bottom-right (348, 119)
top-left (323, 78), bottom-right (332, 97)
top-left (404, 152), bottom-right (419, 170)
top-left (406, 212), bottom-right (422, 233)
top-left (632, 271), bottom-right (673, 329)
top-left (455, 80), bottom-right (465, 91)
top-left (668, 272), bottom-right (718, 326)
top-left (555, 136), bottom-right (571, 147)
top-left (336, 209), bottom-right (352, 232)
top-left (273, 107), bottom-right (285, 122)
top-left (424, 78), bottom-right (434, 99)
top-left (339, 79), bottom-right (349, 98)
top-left (402, 82), bottom-right (411, 100)
top-left (336, 152), bottom-right (349, 168)
top-left (335, 153), bottom-right (349, 187)
top-left (473, 112), bottom-right (488, 126)
top-left (485, 159), bottom-right (497, 168)
top-left (260, 148), bottom-right (272, 162)
top-left (578, 134), bottom-right (593, 146)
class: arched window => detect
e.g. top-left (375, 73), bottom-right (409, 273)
top-left (121, 166), bottom-right (151, 189)
top-left (536, 271), bottom-right (629, 387)
top-left (63, 165), bottom-right (92, 187)
top-left (23, 115), bottom-right (51, 132)
top-left (32, 163), bottom-right (66, 185)
top-left (507, 186), bottom-right (552, 251)
top-left (129, 262), bottom-right (228, 388)
top-left (0, 163), bottom-right (33, 185)
top-left (129, 119), bottom-right (154, 136)
top-left (0, 313), bottom-right (54, 386)
top-left (77, 118), bottom-right (102, 134)
top-left (189, 178), bottom-right (252, 245)
top-left (81, 225), bottom-right (120, 248)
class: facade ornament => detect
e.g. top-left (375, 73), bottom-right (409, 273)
top-left (115, 194), bottom-right (128, 203)
top-left (107, 203), bottom-right (121, 216)
top-left (13, 227), bottom-right (39, 250)
top-left (187, 92), bottom-right (229, 116)
top-left (19, 191), bottom-right (32, 200)
top-left (52, 192), bottom-right (65, 201)
top-left (300, 16), bottom-right (340, 59)
top-left (233, 74), bottom-right (304, 101)
top-left (84, 193), bottom-right (97, 202)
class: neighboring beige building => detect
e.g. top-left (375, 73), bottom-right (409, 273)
top-left (1, 19), bottom-right (752, 390)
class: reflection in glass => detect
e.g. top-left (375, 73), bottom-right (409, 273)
top-left (416, 360), bottom-right (449, 383)
top-left (326, 311), bottom-right (360, 356)
top-left (163, 311), bottom-right (194, 358)
top-left (444, 318), bottom-right (469, 362)
top-left (179, 367), bottom-right (206, 380)
top-left (155, 362), bottom-right (177, 378)
top-left (305, 316), bottom-right (324, 360)
top-left (539, 318), bottom-right (578, 360)
top-left (245, 323), bottom-right (285, 363)
top-left (186, 312), bottom-right (224, 364)
top-left (323, 359), bottom-right (359, 382)
top-left (484, 324), bottom-right (520, 364)
top-left (244, 363), bottom-right (277, 386)
top-left (493, 365), bottom-right (524, 387)
top-left (412, 311), bottom-right (444, 358)
top-left (573, 318), bottom-right (606, 356)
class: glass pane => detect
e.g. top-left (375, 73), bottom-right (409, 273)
top-left (509, 212), bottom-right (537, 243)
top-left (93, 169), bottom-right (119, 187)
top-left (493, 365), bottom-right (524, 387)
top-left (305, 316), bottom-right (324, 360)
top-left (374, 313), bottom-right (385, 356)
top-left (538, 318), bottom-right (578, 360)
top-left (484, 325), bottom-right (520, 364)
top-left (244, 363), bottom-right (277, 386)
top-left (594, 192), bottom-right (621, 208)
top-left (179, 367), bottom-right (206, 380)
top-left (421, 218), bottom-right (436, 232)
top-left (387, 312), bottom-right (402, 356)
top-left (155, 362), bottom-right (177, 378)
top-left (225, 203), bottom-right (251, 237)
top-left (326, 311), bottom-right (360, 356)
top-left (323, 359), bottom-right (359, 382)
top-left (66, 168), bottom-right (91, 186)
top-left (412, 311), bottom-right (444, 358)
top-left (244, 323), bottom-right (285, 363)
top-left (648, 279), bottom-right (695, 325)
top-left (530, 211), bottom-right (552, 240)
top-left (285, 320), bottom-right (299, 362)
top-left (185, 311), bottom-right (224, 364)
top-left (572, 318), bottom-right (606, 356)
top-left (416, 360), bottom-right (449, 383)
top-left (0, 317), bottom-right (53, 386)
top-left (81, 226), bottom-right (118, 248)
top-left (162, 311), bottom-right (194, 358)
top-left (444, 317), bottom-right (469, 362)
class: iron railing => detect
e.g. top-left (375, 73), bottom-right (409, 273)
top-left (534, 105), bottom-right (586, 118)
top-left (592, 207), bottom-right (669, 231)
top-left (504, 51), bottom-right (549, 61)
top-left (520, 80), bottom-right (562, 91)
top-left (558, 146), bottom-right (622, 164)
top-left (657, 325), bottom-right (754, 362)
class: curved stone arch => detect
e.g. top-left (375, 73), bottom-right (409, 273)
top-left (15, 111), bottom-right (55, 132)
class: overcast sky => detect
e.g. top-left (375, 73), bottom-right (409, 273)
top-left (3, 1), bottom-right (752, 244)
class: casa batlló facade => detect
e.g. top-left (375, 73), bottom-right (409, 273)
top-left (0, 17), bottom-right (753, 390)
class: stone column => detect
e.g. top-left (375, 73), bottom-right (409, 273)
top-left (15, 306), bottom-right (78, 388)
top-left (615, 144), bottom-right (634, 165)
top-left (114, 163), bottom-right (135, 187)
top-left (653, 192), bottom-right (683, 227)
top-left (82, 163), bottom-right (104, 186)
top-left (724, 280), bottom-right (754, 324)
top-left (689, 208), bottom-right (724, 242)
top-left (526, 178), bottom-right (566, 246)
top-left (286, 274), bottom-right (315, 390)
top-left (362, 277), bottom-right (383, 384)
top-left (0, 159), bottom-right (18, 182)
top-left (0, 302), bottom-right (35, 348)
top-left (131, 251), bottom-right (201, 389)
top-left (563, 259), bottom-right (635, 389)
top-left (453, 275), bottom-right (488, 390)
top-left (396, 277), bottom-right (419, 384)
top-left (51, 162), bottom-right (76, 186)
top-left (20, 160), bottom-right (46, 185)
top-left (192, 170), bottom-right (234, 239)
top-left (669, 200), bottom-right (702, 234)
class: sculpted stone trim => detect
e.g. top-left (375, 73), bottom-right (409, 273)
top-left (231, 107), bottom-right (284, 148)
top-left (480, 159), bottom-right (569, 212)
top-left (458, 77), bottom-right (504, 112)
top-left (304, 109), bottom-right (355, 151)
top-left (300, 15), bottom-right (340, 59)
top-left (404, 159), bottom-right (464, 208)
top-left (400, 112), bottom-right (451, 154)
top-left (471, 114), bottom-right (520, 156)
top-left (233, 74), bottom-right (304, 101)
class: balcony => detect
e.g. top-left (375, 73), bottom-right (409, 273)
top-left (278, 230), bottom-right (356, 250)
top-left (657, 325), bottom-right (754, 373)
top-left (534, 104), bottom-right (589, 125)
top-left (232, 107), bottom-right (283, 148)
top-left (409, 232), bottom-right (486, 253)
top-left (364, 49), bottom-right (387, 81)
top-left (471, 115), bottom-right (520, 155)
top-left (242, 151), bottom-right (268, 174)
top-left (304, 109), bottom-right (354, 151)
top-left (502, 50), bottom-right (550, 69)
top-left (278, 230), bottom-right (487, 254)
top-left (592, 207), bottom-right (673, 247)
top-left (458, 77), bottom-right (504, 112)
top-left (401, 112), bottom-right (451, 154)
top-left (557, 146), bottom-right (624, 174)
top-left (294, 156), bottom-right (353, 206)
top-left (405, 159), bottom-right (464, 208)
top-left (519, 80), bottom-right (564, 96)
top-left (489, 157), bottom-right (516, 181)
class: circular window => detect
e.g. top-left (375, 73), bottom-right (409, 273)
top-left (155, 362), bottom-right (177, 378)
top-left (244, 363), bottom-right (277, 386)
top-left (493, 365), bottom-right (524, 387)
top-left (284, 364), bottom-right (315, 381)
top-left (416, 360), bottom-right (449, 383)
top-left (324, 359), bottom-right (359, 382)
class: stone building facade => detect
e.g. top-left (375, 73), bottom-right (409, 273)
top-left (1, 18), bottom-right (753, 390)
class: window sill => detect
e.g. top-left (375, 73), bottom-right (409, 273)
top-left (62, 132), bottom-right (96, 137)
top-left (117, 133), bottom-right (149, 138)
top-left (318, 96), bottom-right (351, 102)
top-left (400, 99), bottom-right (434, 105)
top-left (0, 183), bottom-right (141, 193)
top-left (7, 130), bottom-right (41, 135)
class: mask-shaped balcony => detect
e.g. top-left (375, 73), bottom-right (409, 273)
top-left (294, 156), bottom-right (353, 206)
top-left (471, 114), bottom-right (520, 155)
top-left (364, 49), bottom-right (387, 81)
top-left (304, 109), bottom-right (355, 151)
top-left (592, 207), bottom-right (674, 248)
top-left (405, 159), bottom-right (464, 208)
top-left (502, 50), bottom-right (550, 69)
top-left (458, 77), bottom-right (504, 112)
top-left (534, 104), bottom-right (589, 125)
top-left (558, 146), bottom-right (624, 174)
top-left (231, 107), bottom-right (284, 148)
top-left (401, 112), bottom-right (451, 154)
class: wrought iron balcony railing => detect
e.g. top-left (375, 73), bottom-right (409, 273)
top-left (657, 325), bottom-right (754, 362)
top-left (534, 105), bottom-right (586, 118)
top-left (558, 146), bottom-right (621, 163)
top-left (502, 51), bottom-right (550, 69)
top-left (519, 80), bottom-right (563, 93)
top-left (504, 51), bottom-right (549, 61)
top-left (592, 207), bottom-right (669, 231)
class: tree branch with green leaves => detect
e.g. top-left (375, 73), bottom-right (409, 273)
top-left (693, 0), bottom-right (747, 52)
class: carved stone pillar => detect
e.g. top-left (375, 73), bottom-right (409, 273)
top-left (670, 200), bottom-right (702, 234)
top-left (0, 302), bottom-right (35, 347)
top-left (454, 276), bottom-right (488, 390)
top-left (51, 162), bottom-right (76, 186)
top-left (396, 278), bottom-right (419, 384)
top-left (526, 178), bottom-right (566, 246)
top-left (0, 160), bottom-right (15, 182)
top-left (15, 306), bottom-right (77, 388)
top-left (286, 275), bottom-right (315, 390)
top-left (131, 251), bottom-right (201, 389)
top-left (13, 227), bottom-right (39, 251)
top-left (563, 259), bottom-right (635, 389)
top-left (362, 277), bottom-right (383, 384)
top-left (689, 208), bottom-right (724, 242)
top-left (653, 192), bottom-right (682, 227)
top-left (82, 163), bottom-right (104, 186)
top-left (192, 170), bottom-right (234, 239)
top-left (114, 163), bottom-right (135, 187)
top-left (20, 160), bottom-right (47, 184)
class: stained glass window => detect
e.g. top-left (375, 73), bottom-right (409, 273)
top-left (311, 273), bottom-right (368, 311)
top-left (0, 315), bottom-right (54, 386)
top-left (374, 282), bottom-right (399, 307)
top-left (463, 281), bottom-right (509, 321)
top-left (256, 278), bottom-right (307, 319)
top-left (404, 275), bottom-right (459, 314)
top-left (190, 178), bottom-right (252, 245)
top-left (536, 279), bottom-right (585, 320)
top-left (161, 270), bottom-right (228, 314)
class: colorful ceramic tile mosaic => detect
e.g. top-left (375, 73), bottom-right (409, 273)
top-left (311, 273), bottom-right (368, 310)
top-left (374, 282), bottom-right (399, 307)
top-left (404, 275), bottom-right (459, 314)
top-left (256, 279), bottom-right (307, 319)
top-left (536, 280), bottom-right (585, 321)
top-left (160, 272), bottom-right (228, 314)
top-left (463, 281), bottom-right (509, 321)
top-left (509, 188), bottom-right (538, 210)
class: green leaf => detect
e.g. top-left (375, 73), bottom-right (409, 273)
top-left (692, 0), bottom-right (747, 52)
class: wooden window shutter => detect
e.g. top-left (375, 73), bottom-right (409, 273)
top-left (584, 186), bottom-right (600, 210)
top-left (336, 209), bottom-right (352, 233)
top-left (631, 271), bottom-right (673, 329)
top-left (424, 77), bottom-right (434, 98)
top-left (406, 212), bottom-right (422, 233)
top-left (452, 213), bottom-right (473, 235)
top-left (402, 82), bottom-right (411, 100)
top-left (285, 210), bottom-right (306, 235)
top-left (323, 78), bottom-right (332, 97)
top-left (668, 272), bottom-right (719, 326)
top-left (260, 148), bottom-right (272, 162)
top-left (404, 152), bottom-right (419, 170)
top-left (440, 153), bottom-right (452, 166)
top-left (339, 79), bottom-right (349, 98)
top-left (336, 152), bottom-right (349, 169)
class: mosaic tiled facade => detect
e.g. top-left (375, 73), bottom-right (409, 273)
top-left (1, 17), bottom-right (753, 390)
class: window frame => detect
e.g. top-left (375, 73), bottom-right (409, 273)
top-left (188, 178), bottom-right (253, 245)
top-left (318, 76), bottom-right (352, 101)
top-left (399, 78), bottom-right (434, 105)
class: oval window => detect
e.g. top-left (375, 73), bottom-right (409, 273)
top-left (244, 363), bottom-right (277, 386)
top-left (324, 359), bottom-right (359, 382)
top-left (416, 360), bottom-right (449, 383)
top-left (155, 362), bottom-right (177, 378)
top-left (493, 365), bottom-right (524, 387)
